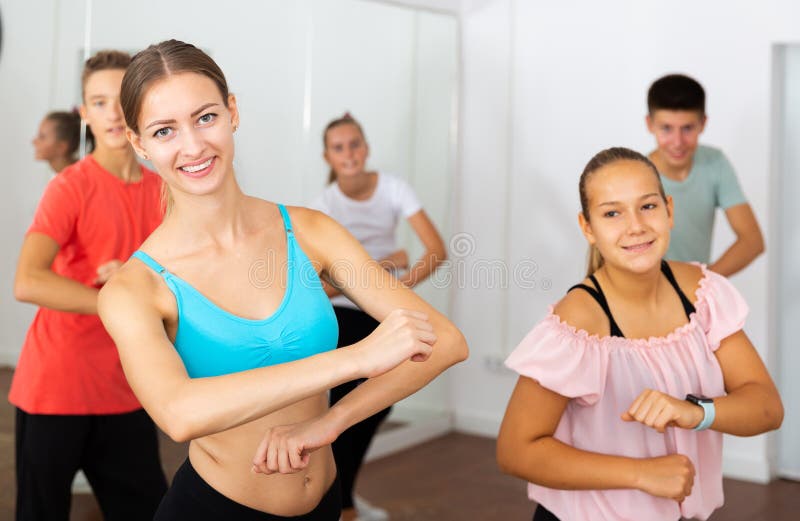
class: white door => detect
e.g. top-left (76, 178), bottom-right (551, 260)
top-left (776, 44), bottom-right (800, 480)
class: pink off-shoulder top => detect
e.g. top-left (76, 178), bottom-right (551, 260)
top-left (505, 265), bottom-right (748, 521)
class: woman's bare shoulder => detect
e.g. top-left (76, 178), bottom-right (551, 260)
top-left (552, 280), bottom-right (609, 337)
top-left (100, 255), bottom-right (174, 319)
top-left (665, 261), bottom-right (704, 303)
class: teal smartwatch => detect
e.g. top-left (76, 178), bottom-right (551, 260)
top-left (686, 394), bottom-right (715, 431)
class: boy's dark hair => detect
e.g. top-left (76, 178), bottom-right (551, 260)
top-left (81, 50), bottom-right (132, 100)
top-left (647, 74), bottom-right (705, 115)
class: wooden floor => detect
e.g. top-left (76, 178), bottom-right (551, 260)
top-left (1, 367), bottom-right (798, 520)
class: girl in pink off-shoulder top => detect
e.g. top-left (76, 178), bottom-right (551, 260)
top-left (496, 147), bottom-right (783, 521)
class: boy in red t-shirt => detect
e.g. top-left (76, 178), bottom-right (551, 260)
top-left (11, 50), bottom-right (167, 520)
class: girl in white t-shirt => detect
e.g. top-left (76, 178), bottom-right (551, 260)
top-left (311, 113), bottom-right (447, 521)
top-left (32, 111), bottom-right (82, 174)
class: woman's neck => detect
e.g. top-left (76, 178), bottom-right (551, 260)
top-left (165, 173), bottom-right (250, 248)
top-left (91, 145), bottom-right (142, 183)
top-left (595, 262), bottom-right (663, 306)
top-left (48, 156), bottom-right (75, 174)
top-left (336, 171), bottom-right (377, 200)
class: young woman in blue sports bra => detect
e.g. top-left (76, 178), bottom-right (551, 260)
top-left (97, 40), bottom-right (468, 521)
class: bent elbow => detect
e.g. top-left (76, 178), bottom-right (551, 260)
top-left (434, 246), bottom-right (448, 265)
top-left (162, 421), bottom-right (192, 443)
top-left (748, 232), bottom-right (765, 258)
top-left (161, 412), bottom-right (203, 443)
top-left (769, 399), bottom-right (784, 431)
top-left (496, 452), bottom-right (514, 476)
top-left (750, 394), bottom-right (784, 435)
top-left (772, 412), bottom-right (784, 432)
top-left (159, 398), bottom-right (201, 443)
top-left (446, 327), bottom-right (469, 365)
top-left (13, 275), bottom-right (33, 303)
top-left (496, 439), bottom-right (519, 477)
top-left (456, 335), bottom-right (469, 363)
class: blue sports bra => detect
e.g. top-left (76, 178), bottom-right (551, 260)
top-left (132, 204), bottom-right (339, 378)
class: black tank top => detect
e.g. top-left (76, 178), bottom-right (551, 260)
top-left (568, 260), bottom-right (696, 338)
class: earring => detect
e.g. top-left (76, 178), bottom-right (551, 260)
top-left (142, 153), bottom-right (149, 160)
top-left (233, 124), bottom-right (238, 132)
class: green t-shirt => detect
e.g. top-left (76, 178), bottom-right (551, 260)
top-left (661, 145), bottom-right (747, 264)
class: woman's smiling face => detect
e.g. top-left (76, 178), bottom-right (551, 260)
top-left (129, 72), bottom-right (239, 197)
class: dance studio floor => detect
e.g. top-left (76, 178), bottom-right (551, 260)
top-left (0, 367), bottom-right (797, 520)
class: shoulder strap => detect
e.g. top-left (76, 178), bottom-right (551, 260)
top-left (567, 278), bottom-right (625, 337)
top-left (567, 283), bottom-right (602, 301)
top-left (660, 260), bottom-right (696, 317)
top-left (131, 250), bottom-right (167, 275)
top-left (277, 204), bottom-right (294, 235)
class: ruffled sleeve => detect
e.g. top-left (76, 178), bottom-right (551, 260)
top-left (505, 314), bottom-right (610, 405)
top-left (695, 266), bottom-right (749, 350)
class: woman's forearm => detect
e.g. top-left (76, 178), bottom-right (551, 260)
top-left (14, 268), bottom-right (99, 314)
top-left (158, 346), bottom-right (364, 442)
top-left (709, 236), bottom-right (764, 277)
top-left (400, 249), bottom-right (446, 288)
top-left (498, 436), bottom-right (642, 491)
top-left (710, 382), bottom-right (783, 436)
top-left (323, 321), bottom-right (467, 435)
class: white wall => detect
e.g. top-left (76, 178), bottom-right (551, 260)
top-left (450, 0), bottom-right (800, 483)
top-left (449, 0), bottom-right (516, 435)
top-left (0, 0), bottom-right (60, 366)
top-left (370, 0), bottom-right (460, 14)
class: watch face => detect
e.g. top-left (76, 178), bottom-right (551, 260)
top-left (687, 393), bottom-right (713, 404)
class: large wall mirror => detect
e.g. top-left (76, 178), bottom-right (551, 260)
top-left (54, 0), bottom-right (459, 462)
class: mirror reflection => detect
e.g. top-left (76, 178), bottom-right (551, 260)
top-left (5, 1), bottom-right (459, 520)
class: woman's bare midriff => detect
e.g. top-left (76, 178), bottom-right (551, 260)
top-left (188, 392), bottom-right (337, 516)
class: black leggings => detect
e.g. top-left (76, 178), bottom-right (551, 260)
top-left (154, 458), bottom-right (342, 520)
top-left (329, 306), bottom-right (392, 509)
top-left (533, 504), bottom-right (561, 521)
top-left (15, 408), bottom-right (167, 521)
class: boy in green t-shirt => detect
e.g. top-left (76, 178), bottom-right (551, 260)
top-left (646, 74), bottom-right (764, 276)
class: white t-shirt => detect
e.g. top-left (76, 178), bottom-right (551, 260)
top-left (310, 172), bottom-right (423, 309)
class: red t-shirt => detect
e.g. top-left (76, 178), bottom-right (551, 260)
top-left (9, 155), bottom-right (163, 414)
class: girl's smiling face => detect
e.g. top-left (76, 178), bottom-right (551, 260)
top-left (579, 159), bottom-right (674, 274)
top-left (324, 123), bottom-right (369, 179)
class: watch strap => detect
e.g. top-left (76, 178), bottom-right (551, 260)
top-left (693, 399), bottom-right (715, 431)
